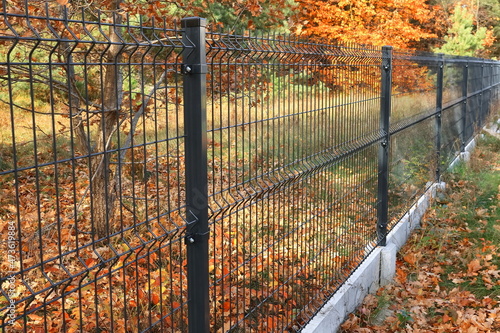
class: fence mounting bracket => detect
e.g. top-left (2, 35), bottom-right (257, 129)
top-left (185, 231), bottom-right (210, 245)
top-left (181, 64), bottom-right (207, 75)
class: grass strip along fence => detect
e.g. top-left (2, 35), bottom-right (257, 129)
top-left (1, 6), bottom-right (500, 333)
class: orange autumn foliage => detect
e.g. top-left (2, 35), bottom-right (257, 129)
top-left (293, 0), bottom-right (444, 50)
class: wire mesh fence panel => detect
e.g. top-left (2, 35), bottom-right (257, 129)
top-left (440, 103), bottom-right (463, 168)
top-left (386, 51), bottom-right (439, 229)
top-left (466, 62), bottom-right (482, 141)
top-left (441, 58), bottom-right (467, 168)
top-left (388, 118), bottom-right (436, 226)
top-left (205, 33), bottom-right (382, 332)
top-left (442, 59), bottom-right (466, 106)
top-left (479, 64), bottom-right (493, 126)
top-left (0, 6), bottom-right (191, 332)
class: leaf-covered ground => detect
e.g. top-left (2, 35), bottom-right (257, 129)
top-left (341, 132), bottom-right (500, 332)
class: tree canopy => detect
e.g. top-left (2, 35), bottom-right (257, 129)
top-left (291, 0), bottom-right (496, 56)
top-left (291, 0), bottom-right (445, 50)
top-left (434, 3), bottom-right (494, 57)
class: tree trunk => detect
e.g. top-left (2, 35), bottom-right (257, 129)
top-left (92, 4), bottom-right (123, 239)
top-left (58, 5), bottom-right (91, 156)
top-left (72, 116), bottom-right (90, 156)
top-left (64, 51), bottom-right (90, 156)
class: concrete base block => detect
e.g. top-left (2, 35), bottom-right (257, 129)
top-left (388, 183), bottom-right (440, 250)
top-left (460, 151), bottom-right (471, 163)
top-left (380, 243), bottom-right (397, 286)
top-left (303, 182), bottom-right (444, 332)
top-left (434, 181), bottom-right (446, 193)
top-left (386, 213), bottom-right (410, 251)
top-left (449, 135), bottom-right (479, 170)
top-left (302, 248), bottom-right (382, 333)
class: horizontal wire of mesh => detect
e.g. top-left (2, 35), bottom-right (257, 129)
top-left (1, 8), bottom-right (192, 332)
top-left (205, 32), bottom-right (382, 332)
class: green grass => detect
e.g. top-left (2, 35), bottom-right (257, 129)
top-left (436, 132), bottom-right (500, 299)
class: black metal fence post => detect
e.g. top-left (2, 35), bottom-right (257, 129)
top-left (435, 54), bottom-right (444, 181)
top-left (377, 46), bottom-right (392, 246)
top-left (182, 17), bottom-right (209, 333)
top-left (461, 62), bottom-right (469, 152)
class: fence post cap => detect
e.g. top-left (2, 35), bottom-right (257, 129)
top-left (181, 17), bottom-right (207, 28)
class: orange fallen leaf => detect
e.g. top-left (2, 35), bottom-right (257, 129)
top-left (222, 301), bottom-right (231, 312)
top-left (403, 253), bottom-right (417, 266)
top-left (467, 259), bottom-right (481, 275)
top-left (151, 292), bottom-right (160, 305)
top-left (267, 316), bottom-right (277, 328)
top-left (28, 314), bottom-right (44, 323)
top-left (395, 267), bottom-right (407, 283)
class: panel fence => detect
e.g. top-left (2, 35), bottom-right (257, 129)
top-left (1, 7), bottom-right (499, 333)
